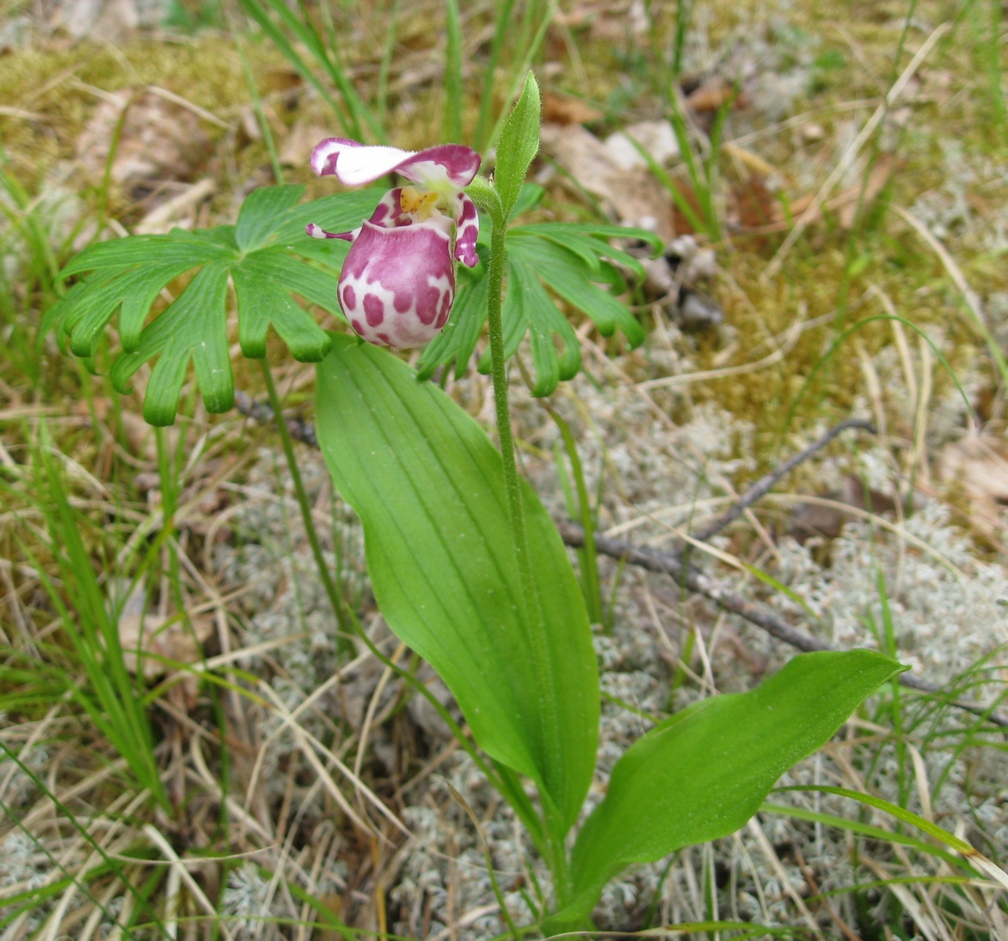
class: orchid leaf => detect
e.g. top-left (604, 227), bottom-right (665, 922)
top-left (44, 185), bottom-right (376, 426)
top-left (315, 336), bottom-right (600, 837)
top-left (549, 649), bottom-right (905, 930)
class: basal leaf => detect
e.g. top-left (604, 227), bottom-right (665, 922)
top-left (243, 246), bottom-right (346, 316)
top-left (273, 189), bottom-right (384, 246)
top-left (316, 336), bottom-right (599, 835)
top-left (551, 649), bottom-right (905, 929)
top-left (46, 186), bottom-right (391, 424)
top-left (60, 262), bottom-right (208, 356)
top-left (474, 255), bottom-right (580, 396)
top-left (509, 232), bottom-right (645, 345)
top-left (60, 229), bottom-right (235, 277)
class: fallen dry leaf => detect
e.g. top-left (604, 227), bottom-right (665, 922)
top-left (542, 92), bottom-right (603, 126)
top-left (790, 475), bottom-right (898, 544)
top-left (541, 122), bottom-right (675, 236)
top-left (76, 87), bottom-right (213, 192)
top-left (733, 155), bottom-right (897, 235)
top-left (939, 434), bottom-right (1008, 542)
top-left (119, 603), bottom-right (215, 706)
top-left (685, 77), bottom-right (737, 114)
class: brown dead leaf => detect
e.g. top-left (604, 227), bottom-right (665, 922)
top-left (76, 87), bottom-right (213, 191)
top-left (280, 120), bottom-right (331, 169)
top-left (733, 175), bottom-right (778, 230)
top-left (939, 435), bottom-right (1008, 542)
top-left (542, 92), bottom-right (603, 126)
top-left (685, 77), bottom-right (736, 114)
top-left (134, 178), bottom-right (215, 234)
top-left (834, 155), bottom-right (896, 229)
top-left (119, 605), bottom-right (214, 705)
top-left (735, 155), bottom-right (897, 235)
top-left (790, 475), bottom-right (897, 544)
top-left (540, 123), bottom-right (675, 237)
top-left (119, 611), bottom-right (214, 678)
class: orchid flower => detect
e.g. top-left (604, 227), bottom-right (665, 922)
top-left (307, 138), bottom-right (481, 349)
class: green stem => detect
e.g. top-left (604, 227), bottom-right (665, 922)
top-left (480, 195), bottom-right (571, 909)
top-left (260, 359), bottom-right (353, 654)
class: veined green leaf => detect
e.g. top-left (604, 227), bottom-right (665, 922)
top-left (46, 187), bottom-right (389, 425)
top-left (475, 254), bottom-right (581, 396)
top-left (417, 211), bottom-right (656, 394)
top-left (236, 184), bottom-right (305, 251)
top-left (552, 649), bottom-right (905, 929)
top-left (232, 262), bottom-right (331, 361)
top-left (316, 336), bottom-right (599, 834)
top-left (495, 72), bottom-right (542, 220)
top-left (240, 247), bottom-right (345, 317)
top-left (60, 228), bottom-right (236, 277)
top-left (508, 232), bottom-right (645, 345)
top-left (110, 261), bottom-right (231, 425)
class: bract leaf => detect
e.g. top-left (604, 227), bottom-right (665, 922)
top-left (316, 336), bottom-right (599, 835)
top-left (495, 72), bottom-right (542, 219)
top-left (551, 649), bottom-right (905, 929)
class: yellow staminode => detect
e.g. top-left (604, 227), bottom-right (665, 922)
top-left (400, 186), bottom-right (441, 220)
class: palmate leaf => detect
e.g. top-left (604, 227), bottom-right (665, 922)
top-left (44, 185), bottom-right (378, 426)
top-left (416, 209), bottom-right (661, 395)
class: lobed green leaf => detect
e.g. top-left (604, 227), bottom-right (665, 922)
top-left (45, 187), bottom-right (387, 425)
top-left (109, 261), bottom-right (232, 425)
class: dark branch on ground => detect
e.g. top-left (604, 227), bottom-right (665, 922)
top-left (235, 395), bottom-right (1008, 730)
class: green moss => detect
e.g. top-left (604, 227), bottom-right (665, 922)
top-left (0, 36), bottom-right (282, 185)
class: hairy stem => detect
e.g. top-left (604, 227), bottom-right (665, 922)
top-left (481, 201), bottom-right (570, 908)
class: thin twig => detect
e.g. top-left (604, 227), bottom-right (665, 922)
top-left (557, 521), bottom-right (1008, 729)
top-left (234, 395), bottom-right (1008, 729)
top-left (691, 418), bottom-right (876, 543)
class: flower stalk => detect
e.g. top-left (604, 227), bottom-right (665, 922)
top-left (467, 177), bottom-right (572, 908)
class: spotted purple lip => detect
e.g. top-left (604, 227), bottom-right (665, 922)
top-left (306, 138), bottom-right (481, 349)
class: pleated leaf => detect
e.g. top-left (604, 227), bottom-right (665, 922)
top-left (550, 649), bottom-right (905, 929)
top-left (315, 336), bottom-right (599, 835)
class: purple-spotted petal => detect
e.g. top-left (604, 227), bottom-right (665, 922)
top-left (306, 222), bottom-right (353, 241)
top-left (453, 193), bottom-right (480, 267)
top-left (395, 145), bottom-right (481, 189)
top-left (337, 216), bottom-right (456, 349)
top-left (310, 138), bottom-right (480, 190)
